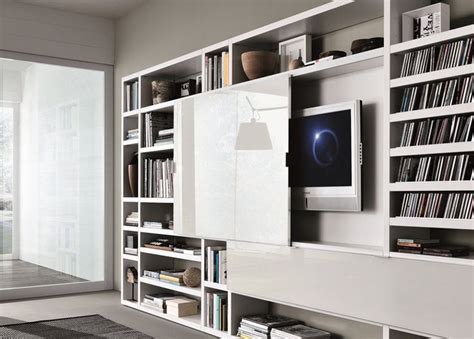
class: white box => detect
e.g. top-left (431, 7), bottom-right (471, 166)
top-left (402, 3), bottom-right (450, 42)
top-left (279, 34), bottom-right (312, 72)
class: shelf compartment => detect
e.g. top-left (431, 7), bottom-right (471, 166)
top-left (390, 25), bottom-right (474, 54)
top-left (141, 144), bottom-right (174, 153)
top-left (291, 241), bottom-right (383, 256)
top-left (390, 217), bottom-right (474, 230)
top-left (389, 181), bottom-right (473, 192)
top-left (140, 276), bottom-right (202, 297)
top-left (390, 251), bottom-right (474, 266)
top-left (123, 254), bottom-right (138, 261)
top-left (141, 197), bottom-right (174, 204)
top-left (292, 48), bottom-right (384, 81)
top-left (203, 281), bottom-right (228, 292)
top-left (390, 103), bottom-right (473, 123)
top-left (140, 246), bottom-right (202, 262)
top-left (140, 304), bottom-right (202, 331)
top-left (390, 64), bottom-right (473, 88)
top-left (390, 142), bottom-right (474, 157)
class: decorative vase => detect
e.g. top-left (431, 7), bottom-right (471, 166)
top-left (288, 49), bottom-right (305, 70)
top-left (241, 51), bottom-right (278, 80)
top-left (128, 152), bottom-right (138, 197)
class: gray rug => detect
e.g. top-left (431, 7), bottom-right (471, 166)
top-left (0, 314), bottom-right (152, 338)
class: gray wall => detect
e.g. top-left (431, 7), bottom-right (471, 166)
top-left (114, 0), bottom-right (336, 290)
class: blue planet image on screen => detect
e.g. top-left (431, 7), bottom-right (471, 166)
top-left (289, 110), bottom-right (352, 187)
top-left (312, 129), bottom-right (339, 167)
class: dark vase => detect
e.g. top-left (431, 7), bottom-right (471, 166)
top-left (128, 153), bottom-right (138, 197)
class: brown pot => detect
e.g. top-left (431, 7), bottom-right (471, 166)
top-left (128, 164), bottom-right (138, 197)
top-left (241, 51), bottom-right (278, 80)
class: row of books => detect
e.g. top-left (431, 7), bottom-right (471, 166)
top-left (125, 80), bottom-right (139, 112)
top-left (205, 51), bottom-right (230, 91)
top-left (399, 114), bottom-right (473, 147)
top-left (399, 192), bottom-right (473, 219)
top-left (399, 75), bottom-right (472, 112)
top-left (143, 269), bottom-right (189, 286)
top-left (206, 246), bottom-right (227, 285)
top-left (143, 158), bottom-right (174, 198)
top-left (238, 314), bottom-right (330, 339)
top-left (400, 38), bottom-right (473, 77)
top-left (143, 293), bottom-right (199, 317)
top-left (143, 112), bottom-right (173, 148)
top-left (396, 154), bottom-right (472, 182)
top-left (154, 129), bottom-right (174, 147)
top-left (206, 291), bottom-right (228, 331)
top-left (396, 238), bottom-right (470, 258)
top-left (126, 128), bottom-right (138, 140)
top-left (125, 211), bottom-right (139, 226)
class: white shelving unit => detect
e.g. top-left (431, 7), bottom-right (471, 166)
top-left (120, 1), bottom-right (471, 338)
top-left (385, 0), bottom-right (473, 268)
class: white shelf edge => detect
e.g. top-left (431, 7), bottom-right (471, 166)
top-left (203, 281), bottom-right (228, 291)
top-left (390, 217), bottom-right (474, 230)
top-left (140, 304), bottom-right (202, 330)
top-left (123, 138), bottom-right (139, 146)
top-left (123, 109), bottom-right (140, 118)
top-left (291, 241), bottom-right (384, 256)
top-left (121, 299), bottom-right (139, 309)
top-left (140, 276), bottom-right (202, 297)
top-left (140, 49), bottom-right (203, 78)
top-left (390, 64), bottom-right (473, 88)
top-left (140, 197), bottom-right (174, 204)
top-left (122, 225), bottom-right (139, 232)
top-left (390, 25), bottom-right (474, 54)
top-left (390, 251), bottom-right (474, 266)
top-left (390, 142), bottom-right (474, 157)
top-left (140, 227), bottom-right (176, 235)
top-left (141, 144), bottom-right (174, 153)
top-left (389, 181), bottom-right (473, 192)
top-left (140, 247), bottom-right (202, 262)
top-left (123, 197), bottom-right (139, 203)
top-left (141, 99), bottom-right (176, 114)
top-left (123, 254), bottom-right (139, 261)
top-left (390, 103), bottom-right (474, 123)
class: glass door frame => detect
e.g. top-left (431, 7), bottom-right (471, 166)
top-left (0, 50), bottom-right (114, 301)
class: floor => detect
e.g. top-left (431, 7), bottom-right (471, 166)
top-left (0, 290), bottom-right (214, 338)
top-left (0, 260), bottom-right (85, 289)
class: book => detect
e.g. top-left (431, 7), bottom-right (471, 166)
top-left (270, 324), bottom-right (331, 339)
top-left (241, 314), bottom-right (301, 333)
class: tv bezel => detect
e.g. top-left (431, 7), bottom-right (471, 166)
top-left (290, 100), bottom-right (362, 212)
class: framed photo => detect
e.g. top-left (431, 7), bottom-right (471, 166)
top-left (402, 3), bottom-right (450, 42)
top-left (278, 34), bottom-right (312, 72)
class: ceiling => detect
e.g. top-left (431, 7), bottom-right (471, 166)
top-left (18, 0), bottom-right (147, 19)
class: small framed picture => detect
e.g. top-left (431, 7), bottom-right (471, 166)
top-left (278, 34), bottom-right (312, 72)
top-left (402, 3), bottom-right (450, 42)
top-left (179, 79), bottom-right (196, 97)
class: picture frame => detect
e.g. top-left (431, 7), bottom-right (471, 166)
top-left (402, 3), bottom-right (450, 42)
top-left (278, 34), bottom-right (312, 72)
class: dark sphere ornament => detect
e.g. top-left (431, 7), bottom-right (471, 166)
top-left (183, 267), bottom-right (201, 287)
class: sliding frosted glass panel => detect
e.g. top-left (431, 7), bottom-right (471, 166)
top-left (1, 58), bottom-right (105, 286)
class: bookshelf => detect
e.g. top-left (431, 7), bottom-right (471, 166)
top-left (120, 1), bottom-right (471, 338)
top-left (385, 0), bottom-right (473, 266)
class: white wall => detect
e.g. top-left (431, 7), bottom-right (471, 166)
top-left (0, 0), bottom-right (114, 65)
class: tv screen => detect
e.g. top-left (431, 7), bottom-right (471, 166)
top-left (289, 109), bottom-right (353, 188)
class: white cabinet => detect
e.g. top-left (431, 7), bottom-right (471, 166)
top-left (177, 74), bottom-right (291, 245)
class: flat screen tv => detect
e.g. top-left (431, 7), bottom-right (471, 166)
top-left (289, 100), bottom-right (362, 211)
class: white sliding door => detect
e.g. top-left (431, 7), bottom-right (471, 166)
top-left (0, 53), bottom-right (112, 298)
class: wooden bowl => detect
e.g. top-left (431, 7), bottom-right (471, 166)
top-left (241, 51), bottom-right (278, 80)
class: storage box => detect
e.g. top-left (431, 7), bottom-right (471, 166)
top-left (402, 3), bottom-right (450, 42)
top-left (166, 298), bottom-right (199, 317)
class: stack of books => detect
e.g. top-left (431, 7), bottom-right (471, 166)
top-left (270, 324), bottom-right (331, 339)
top-left (166, 297), bottom-right (199, 317)
top-left (399, 114), bottom-right (473, 147)
top-left (399, 75), bottom-right (473, 112)
top-left (144, 238), bottom-right (173, 251)
top-left (205, 51), bottom-right (230, 91)
top-left (126, 128), bottom-right (139, 141)
top-left (142, 293), bottom-right (176, 313)
top-left (400, 37), bottom-right (473, 77)
top-left (144, 113), bottom-right (173, 147)
top-left (206, 246), bottom-right (227, 285)
top-left (125, 80), bottom-right (139, 112)
top-left (143, 269), bottom-right (162, 280)
top-left (423, 245), bottom-right (470, 257)
top-left (206, 292), bottom-right (228, 331)
top-left (155, 128), bottom-right (174, 147)
top-left (124, 234), bottom-right (138, 255)
top-left (159, 269), bottom-right (185, 286)
top-left (144, 158), bottom-right (174, 198)
top-left (396, 154), bottom-right (472, 182)
top-left (174, 245), bottom-right (201, 256)
top-left (396, 238), bottom-right (440, 254)
top-left (238, 315), bottom-right (301, 339)
top-left (143, 220), bottom-right (171, 230)
top-left (125, 212), bottom-right (139, 226)
top-left (399, 192), bottom-right (473, 218)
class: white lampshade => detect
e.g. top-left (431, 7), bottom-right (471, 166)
top-left (235, 118), bottom-right (272, 150)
